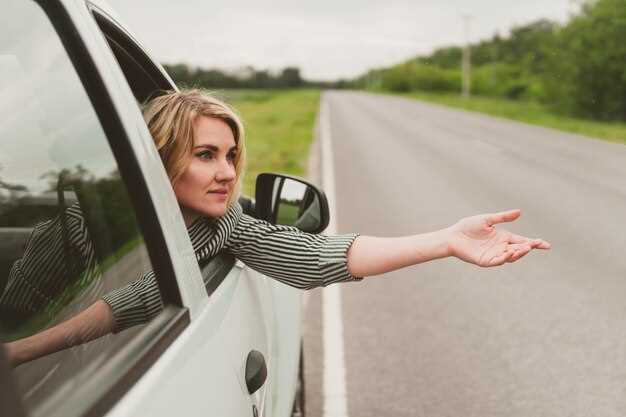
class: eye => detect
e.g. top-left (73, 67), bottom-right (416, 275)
top-left (227, 151), bottom-right (237, 162)
top-left (196, 150), bottom-right (214, 160)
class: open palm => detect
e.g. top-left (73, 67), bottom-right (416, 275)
top-left (447, 209), bottom-right (551, 267)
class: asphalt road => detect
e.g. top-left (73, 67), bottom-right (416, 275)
top-left (304, 91), bottom-right (626, 417)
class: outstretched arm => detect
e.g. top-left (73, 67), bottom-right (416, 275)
top-left (5, 208), bottom-right (550, 367)
top-left (346, 209), bottom-right (550, 277)
top-left (5, 300), bottom-right (114, 367)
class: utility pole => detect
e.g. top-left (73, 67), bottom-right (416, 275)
top-left (462, 14), bottom-right (472, 99)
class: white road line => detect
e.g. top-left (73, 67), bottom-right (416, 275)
top-left (320, 93), bottom-right (349, 417)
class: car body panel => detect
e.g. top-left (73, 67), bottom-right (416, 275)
top-left (266, 280), bottom-right (303, 417)
top-left (107, 266), bottom-right (251, 416)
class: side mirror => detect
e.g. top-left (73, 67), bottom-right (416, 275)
top-left (255, 173), bottom-right (329, 234)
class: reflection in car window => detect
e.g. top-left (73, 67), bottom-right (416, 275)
top-left (0, 1), bottom-right (157, 414)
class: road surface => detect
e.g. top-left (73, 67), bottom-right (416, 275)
top-left (304, 91), bottom-right (626, 417)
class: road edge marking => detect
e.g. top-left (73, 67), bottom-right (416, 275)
top-left (320, 93), bottom-right (349, 417)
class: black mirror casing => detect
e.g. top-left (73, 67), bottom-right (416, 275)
top-left (255, 173), bottom-right (330, 234)
top-left (238, 195), bottom-right (256, 217)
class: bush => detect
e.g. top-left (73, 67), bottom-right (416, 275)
top-left (470, 64), bottom-right (543, 100)
top-left (411, 64), bottom-right (461, 92)
top-left (379, 63), bottom-right (461, 93)
top-left (380, 65), bottom-right (413, 92)
top-left (372, 0), bottom-right (626, 121)
top-left (542, 0), bottom-right (626, 121)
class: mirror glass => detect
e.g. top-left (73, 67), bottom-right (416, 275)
top-left (271, 178), bottom-right (322, 232)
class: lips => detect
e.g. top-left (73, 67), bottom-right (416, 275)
top-left (207, 189), bottom-right (228, 195)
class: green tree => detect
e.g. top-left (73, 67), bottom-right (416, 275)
top-left (279, 67), bottom-right (303, 88)
top-left (164, 63), bottom-right (194, 86)
top-left (420, 46), bottom-right (462, 68)
top-left (544, 0), bottom-right (626, 120)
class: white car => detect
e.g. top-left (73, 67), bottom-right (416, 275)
top-left (0, 1), bottom-right (324, 416)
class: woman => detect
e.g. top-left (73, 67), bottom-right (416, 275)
top-left (3, 90), bottom-right (550, 366)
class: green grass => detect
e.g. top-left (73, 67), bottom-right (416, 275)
top-left (215, 89), bottom-right (321, 196)
top-left (276, 201), bottom-right (299, 225)
top-left (387, 91), bottom-right (626, 146)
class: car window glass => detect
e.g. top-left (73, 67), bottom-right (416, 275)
top-left (1, 2), bottom-right (166, 415)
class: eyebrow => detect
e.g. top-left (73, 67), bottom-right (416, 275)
top-left (193, 145), bottom-right (237, 152)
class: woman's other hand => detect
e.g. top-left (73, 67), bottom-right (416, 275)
top-left (447, 209), bottom-right (551, 267)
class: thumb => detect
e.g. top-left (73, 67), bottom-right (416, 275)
top-left (486, 209), bottom-right (521, 226)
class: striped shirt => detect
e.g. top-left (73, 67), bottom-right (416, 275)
top-left (1, 202), bottom-right (360, 333)
top-left (1, 203), bottom-right (100, 323)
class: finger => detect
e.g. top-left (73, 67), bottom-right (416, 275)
top-left (507, 244), bottom-right (531, 262)
top-left (486, 209), bottom-right (522, 227)
top-left (509, 233), bottom-right (531, 244)
top-left (487, 247), bottom-right (514, 267)
top-left (510, 235), bottom-right (551, 249)
top-left (509, 250), bottom-right (530, 263)
top-left (509, 243), bottom-right (531, 252)
top-left (530, 239), bottom-right (551, 250)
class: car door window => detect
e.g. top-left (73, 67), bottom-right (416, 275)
top-left (1, 2), bottom-right (186, 416)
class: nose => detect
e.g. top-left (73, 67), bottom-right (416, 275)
top-left (215, 158), bottom-right (236, 183)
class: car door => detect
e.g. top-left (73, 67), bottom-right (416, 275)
top-left (0, 2), bottom-right (190, 417)
top-left (1, 0), bottom-right (275, 416)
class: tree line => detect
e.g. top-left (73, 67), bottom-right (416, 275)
top-left (353, 0), bottom-right (626, 122)
top-left (164, 64), bottom-right (351, 90)
top-left (163, 0), bottom-right (625, 122)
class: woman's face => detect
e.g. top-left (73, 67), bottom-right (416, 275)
top-left (173, 116), bottom-right (237, 225)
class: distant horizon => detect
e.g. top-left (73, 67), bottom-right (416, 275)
top-left (108, 1), bottom-right (577, 81)
top-left (160, 15), bottom-right (560, 84)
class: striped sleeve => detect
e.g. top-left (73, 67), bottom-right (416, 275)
top-left (225, 213), bottom-right (362, 289)
top-left (0, 203), bottom-right (98, 319)
top-left (101, 271), bottom-right (163, 333)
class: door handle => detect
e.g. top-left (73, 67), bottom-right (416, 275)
top-left (245, 350), bottom-right (267, 395)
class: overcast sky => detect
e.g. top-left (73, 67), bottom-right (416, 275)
top-left (107, 0), bottom-right (579, 81)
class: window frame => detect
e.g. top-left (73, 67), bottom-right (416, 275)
top-left (1, 1), bottom-right (190, 415)
top-left (31, 0), bottom-right (185, 308)
top-left (88, 4), bottom-right (176, 102)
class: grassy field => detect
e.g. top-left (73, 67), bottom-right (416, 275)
top-left (389, 91), bottom-right (626, 146)
top-left (215, 89), bottom-right (321, 197)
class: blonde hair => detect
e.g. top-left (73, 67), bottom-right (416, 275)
top-left (142, 89), bottom-right (246, 208)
